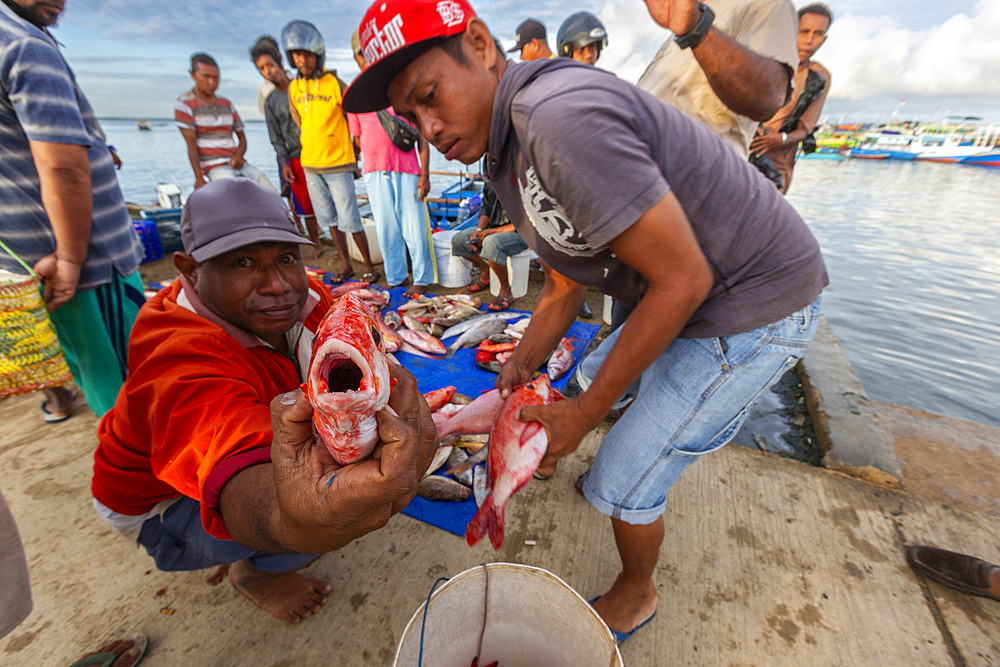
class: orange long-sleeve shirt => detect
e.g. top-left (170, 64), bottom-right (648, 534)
top-left (92, 275), bottom-right (333, 540)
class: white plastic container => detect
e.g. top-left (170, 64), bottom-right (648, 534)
top-left (347, 217), bottom-right (383, 264)
top-left (603, 294), bottom-right (613, 325)
top-left (394, 563), bottom-right (622, 667)
top-left (432, 230), bottom-right (472, 288)
top-left (489, 249), bottom-right (533, 299)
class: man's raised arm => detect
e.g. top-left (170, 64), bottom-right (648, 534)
top-left (644, 0), bottom-right (791, 120)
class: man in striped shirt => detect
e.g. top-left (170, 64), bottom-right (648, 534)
top-left (175, 52), bottom-right (274, 191)
top-left (0, 0), bottom-right (146, 419)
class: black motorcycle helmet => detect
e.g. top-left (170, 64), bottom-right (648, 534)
top-left (281, 20), bottom-right (325, 73)
top-left (557, 11), bottom-right (608, 60)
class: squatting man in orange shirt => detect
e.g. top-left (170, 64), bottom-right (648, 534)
top-left (90, 179), bottom-right (436, 622)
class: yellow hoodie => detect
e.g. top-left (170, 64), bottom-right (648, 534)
top-left (289, 71), bottom-right (355, 170)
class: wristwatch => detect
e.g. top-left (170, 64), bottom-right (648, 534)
top-left (674, 3), bottom-right (715, 50)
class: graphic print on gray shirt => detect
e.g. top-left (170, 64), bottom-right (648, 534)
top-left (485, 59), bottom-right (828, 338)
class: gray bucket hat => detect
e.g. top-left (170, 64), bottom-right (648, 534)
top-left (179, 179), bottom-right (313, 262)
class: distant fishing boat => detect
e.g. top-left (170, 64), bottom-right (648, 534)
top-left (136, 119), bottom-right (152, 131)
top-left (845, 149), bottom-right (891, 160)
top-left (960, 151), bottom-right (1000, 168)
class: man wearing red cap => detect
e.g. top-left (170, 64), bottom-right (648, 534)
top-left (344, 0), bottom-right (827, 646)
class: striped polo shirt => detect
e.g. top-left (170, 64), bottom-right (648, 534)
top-left (174, 90), bottom-right (243, 173)
top-left (0, 4), bottom-right (142, 290)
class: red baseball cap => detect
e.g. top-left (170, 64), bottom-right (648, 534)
top-left (343, 0), bottom-right (477, 113)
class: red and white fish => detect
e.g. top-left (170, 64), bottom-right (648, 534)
top-left (436, 389), bottom-right (505, 440)
top-left (546, 336), bottom-right (576, 380)
top-left (423, 386), bottom-right (457, 411)
top-left (466, 375), bottom-right (562, 549)
top-left (305, 292), bottom-right (392, 466)
top-left (397, 328), bottom-right (446, 356)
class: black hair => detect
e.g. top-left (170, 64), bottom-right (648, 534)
top-left (798, 3), bottom-right (833, 27)
top-left (439, 32), bottom-right (505, 67)
top-left (190, 52), bottom-right (218, 72)
top-left (250, 35), bottom-right (282, 66)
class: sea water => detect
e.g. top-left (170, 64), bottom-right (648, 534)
top-left (100, 119), bottom-right (1000, 430)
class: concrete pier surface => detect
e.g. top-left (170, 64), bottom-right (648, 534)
top-left (2, 259), bottom-right (998, 665)
top-left (3, 384), bottom-right (999, 665)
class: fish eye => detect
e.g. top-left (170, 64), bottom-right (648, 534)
top-left (370, 323), bottom-right (382, 347)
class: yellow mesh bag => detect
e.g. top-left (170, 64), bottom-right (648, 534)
top-left (0, 264), bottom-right (73, 398)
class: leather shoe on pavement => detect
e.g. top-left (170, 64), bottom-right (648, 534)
top-left (905, 545), bottom-right (1000, 602)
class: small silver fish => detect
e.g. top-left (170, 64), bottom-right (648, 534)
top-left (473, 465), bottom-right (488, 508)
top-left (445, 317), bottom-right (506, 357)
top-left (424, 444), bottom-right (453, 477)
top-left (447, 447), bottom-right (475, 486)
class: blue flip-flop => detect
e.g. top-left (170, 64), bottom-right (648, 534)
top-left (588, 596), bottom-right (656, 646)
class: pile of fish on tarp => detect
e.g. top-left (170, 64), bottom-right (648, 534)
top-left (307, 274), bottom-right (574, 551)
top-left (320, 277), bottom-right (578, 380)
top-left (420, 376), bottom-right (562, 550)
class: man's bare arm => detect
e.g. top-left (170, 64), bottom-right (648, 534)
top-left (230, 130), bottom-right (247, 168)
top-left (179, 128), bottom-right (206, 188)
top-left (219, 361), bottom-right (437, 554)
top-left (27, 140), bottom-right (91, 310)
top-left (417, 136), bottom-right (431, 200)
top-left (644, 0), bottom-right (791, 121)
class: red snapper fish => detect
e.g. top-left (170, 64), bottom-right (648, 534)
top-left (305, 292), bottom-right (392, 466)
top-left (466, 374), bottom-right (561, 549)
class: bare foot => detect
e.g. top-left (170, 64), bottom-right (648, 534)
top-left (229, 559), bottom-right (332, 623)
top-left (534, 462), bottom-right (557, 479)
top-left (591, 581), bottom-right (658, 641)
top-left (404, 284), bottom-right (428, 297)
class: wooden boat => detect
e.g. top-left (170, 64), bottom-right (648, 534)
top-left (136, 119), bottom-right (152, 131)
top-left (960, 151), bottom-right (1000, 168)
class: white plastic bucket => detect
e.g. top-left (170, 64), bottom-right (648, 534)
top-left (394, 563), bottom-right (622, 667)
top-left (489, 249), bottom-right (533, 299)
top-left (432, 230), bottom-right (472, 288)
top-left (347, 217), bottom-right (383, 264)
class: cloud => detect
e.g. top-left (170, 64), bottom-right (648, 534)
top-left (59, 0), bottom-right (1000, 121)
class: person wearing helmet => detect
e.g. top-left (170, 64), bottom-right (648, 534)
top-left (557, 11), bottom-right (607, 65)
top-left (344, 0), bottom-right (825, 646)
top-left (282, 20), bottom-right (379, 285)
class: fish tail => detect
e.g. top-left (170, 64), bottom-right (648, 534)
top-left (465, 493), bottom-right (503, 548)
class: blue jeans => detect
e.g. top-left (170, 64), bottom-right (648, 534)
top-left (365, 170), bottom-right (435, 286)
top-left (578, 297), bottom-right (822, 524)
top-left (451, 228), bottom-right (528, 266)
top-left (137, 496), bottom-right (316, 573)
top-left (206, 162), bottom-right (275, 191)
top-left (305, 170), bottom-right (363, 234)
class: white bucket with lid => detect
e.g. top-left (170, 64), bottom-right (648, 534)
top-left (394, 563), bottom-right (623, 667)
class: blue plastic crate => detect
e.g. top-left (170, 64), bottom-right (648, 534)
top-left (140, 207), bottom-right (183, 252)
top-left (133, 219), bottom-right (163, 264)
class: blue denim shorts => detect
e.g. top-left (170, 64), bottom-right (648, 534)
top-left (137, 496), bottom-right (316, 573)
top-left (578, 297), bottom-right (822, 525)
top-left (304, 169), bottom-right (363, 234)
top-left (451, 228), bottom-right (528, 265)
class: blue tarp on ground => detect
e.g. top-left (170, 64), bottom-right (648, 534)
top-left (359, 286), bottom-right (600, 538)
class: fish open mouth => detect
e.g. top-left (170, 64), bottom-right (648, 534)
top-left (322, 354), bottom-right (364, 393)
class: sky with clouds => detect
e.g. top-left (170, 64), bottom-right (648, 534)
top-left (52, 0), bottom-right (1000, 124)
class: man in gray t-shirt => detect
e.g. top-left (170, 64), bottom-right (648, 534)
top-left (344, 1), bottom-right (826, 645)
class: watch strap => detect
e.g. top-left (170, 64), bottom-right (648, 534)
top-left (674, 3), bottom-right (715, 50)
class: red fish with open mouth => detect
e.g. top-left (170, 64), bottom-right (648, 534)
top-left (305, 292), bottom-right (392, 465)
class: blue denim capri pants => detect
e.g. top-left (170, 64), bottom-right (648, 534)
top-left (305, 170), bottom-right (364, 234)
top-left (577, 297), bottom-right (822, 525)
top-left (137, 496), bottom-right (316, 574)
top-left (451, 228), bottom-right (528, 266)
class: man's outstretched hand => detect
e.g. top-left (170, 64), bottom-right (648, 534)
top-left (265, 360), bottom-right (436, 554)
top-left (643, 0), bottom-right (703, 36)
